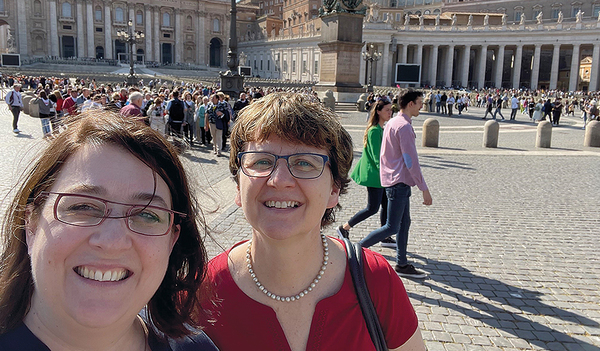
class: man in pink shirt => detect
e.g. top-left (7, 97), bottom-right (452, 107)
top-left (359, 90), bottom-right (433, 279)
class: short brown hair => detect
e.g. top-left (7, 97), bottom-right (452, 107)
top-left (229, 92), bottom-right (353, 227)
top-left (0, 111), bottom-right (208, 337)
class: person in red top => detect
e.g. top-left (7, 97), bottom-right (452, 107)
top-left (119, 91), bottom-right (144, 119)
top-left (198, 93), bottom-right (425, 351)
top-left (61, 89), bottom-right (78, 116)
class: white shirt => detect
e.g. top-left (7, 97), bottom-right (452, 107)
top-left (511, 97), bottom-right (519, 109)
top-left (5, 89), bottom-right (23, 107)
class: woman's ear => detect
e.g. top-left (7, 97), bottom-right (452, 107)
top-left (24, 206), bottom-right (37, 254)
top-left (234, 184), bottom-right (242, 207)
top-left (326, 184), bottom-right (341, 209)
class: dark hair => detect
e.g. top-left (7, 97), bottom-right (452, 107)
top-left (0, 111), bottom-right (207, 338)
top-left (399, 90), bottom-right (424, 109)
top-left (172, 90), bottom-right (179, 98)
top-left (364, 99), bottom-right (391, 147)
top-left (229, 92), bottom-right (353, 227)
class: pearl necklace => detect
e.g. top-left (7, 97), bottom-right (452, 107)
top-left (246, 233), bottom-right (329, 302)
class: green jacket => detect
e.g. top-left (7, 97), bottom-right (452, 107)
top-left (350, 124), bottom-right (383, 188)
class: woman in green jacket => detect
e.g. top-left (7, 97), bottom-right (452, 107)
top-left (337, 98), bottom-right (396, 247)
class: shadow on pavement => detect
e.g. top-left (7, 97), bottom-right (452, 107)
top-left (420, 155), bottom-right (476, 171)
top-left (14, 133), bottom-right (34, 139)
top-left (384, 253), bottom-right (599, 349)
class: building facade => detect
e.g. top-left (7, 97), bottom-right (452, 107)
top-left (0, 0), bottom-right (231, 67)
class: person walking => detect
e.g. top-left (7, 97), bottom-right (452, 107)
top-left (360, 91), bottom-right (433, 278)
top-left (446, 93), bottom-right (455, 117)
top-left (337, 99), bottom-right (396, 248)
top-left (5, 83), bottom-right (24, 133)
top-left (543, 99), bottom-right (553, 122)
top-left (482, 94), bottom-right (494, 119)
top-left (552, 98), bottom-right (563, 126)
top-left (493, 95), bottom-right (505, 120)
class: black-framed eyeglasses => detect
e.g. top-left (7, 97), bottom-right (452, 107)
top-left (41, 192), bottom-right (187, 236)
top-left (237, 151), bottom-right (329, 179)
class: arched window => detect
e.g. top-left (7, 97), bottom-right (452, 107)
top-left (213, 18), bottom-right (220, 32)
top-left (115, 7), bottom-right (124, 23)
top-left (186, 15), bottom-right (193, 29)
top-left (0, 0), bottom-right (4, 13)
top-left (136, 10), bottom-right (143, 25)
top-left (95, 6), bottom-right (102, 21)
top-left (62, 2), bottom-right (72, 18)
top-left (163, 12), bottom-right (171, 27)
top-left (34, 0), bottom-right (42, 16)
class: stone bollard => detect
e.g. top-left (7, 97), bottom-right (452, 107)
top-left (584, 120), bottom-right (600, 147)
top-left (536, 121), bottom-right (552, 148)
top-left (356, 93), bottom-right (368, 112)
top-left (483, 119), bottom-right (499, 148)
top-left (28, 98), bottom-right (40, 118)
top-left (422, 118), bottom-right (439, 147)
top-left (323, 90), bottom-right (335, 111)
top-left (22, 95), bottom-right (33, 115)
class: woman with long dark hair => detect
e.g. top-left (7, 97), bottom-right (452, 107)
top-left (337, 98), bottom-right (395, 247)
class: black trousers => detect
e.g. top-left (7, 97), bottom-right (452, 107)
top-left (11, 106), bottom-right (21, 129)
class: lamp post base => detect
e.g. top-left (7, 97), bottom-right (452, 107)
top-left (219, 71), bottom-right (244, 100)
top-left (127, 75), bottom-right (138, 86)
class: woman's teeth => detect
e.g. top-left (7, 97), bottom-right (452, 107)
top-left (265, 200), bottom-right (299, 209)
top-left (76, 266), bottom-right (128, 282)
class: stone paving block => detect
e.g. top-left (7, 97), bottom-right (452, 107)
top-left (459, 326), bottom-right (480, 335)
top-left (424, 341), bottom-right (447, 351)
top-left (545, 341), bottom-right (569, 351)
top-left (509, 338), bottom-right (533, 349)
top-left (470, 336), bottom-right (492, 346)
top-left (432, 331), bottom-right (454, 342)
top-left (443, 343), bottom-right (466, 351)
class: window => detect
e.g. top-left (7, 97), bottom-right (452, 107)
top-left (572, 6), bottom-right (581, 17)
top-left (292, 54), bottom-right (296, 73)
top-left (533, 9), bottom-right (542, 19)
top-left (552, 8), bottom-right (561, 18)
top-left (314, 57), bottom-right (319, 74)
top-left (213, 18), bottom-right (220, 32)
top-left (396, 13), bottom-right (401, 21)
top-left (34, 0), bottom-right (42, 16)
top-left (63, 25), bottom-right (72, 30)
top-left (62, 2), bottom-right (72, 18)
top-left (136, 11), bottom-right (143, 25)
top-left (163, 12), bottom-right (171, 27)
top-left (514, 10), bottom-right (522, 22)
top-left (96, 27), bottom-right (103, 32)
top-left (0, 0), bottom-right (4, 12)
top-left (115, 7), bottom-right (124, 23)
top-left (267, 59), bottom-right (270, 70)
top-left (186, 15), bottom-right (193, 29)
top-left (594, 5), bottom-right (600, 18)
top-left (95, 6), bottom-right (102, 21)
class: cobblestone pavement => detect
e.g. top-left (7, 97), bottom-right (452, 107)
top-left (1, 100), bottom-right (599, 351)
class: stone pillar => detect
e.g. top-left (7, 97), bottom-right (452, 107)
top-left (129, 5), bottom-right (136, 59)
top-left (400, 44), bottom-right (407, 63)
top-left (416, 44), bottom-right (423, 84)
top-left (175, 9), bottom-right (182, 64)
top-left (77, 0), bottom-right (85, 58)
top-left (494, 45), bottom-right (505, 89)
top-left (145, 5), bottom-right (153, 62)
top-left (197, 11), bottom-right (206, 65)
top-left (154, 7), bottom-right (160, 62)
top-left (86, 0), bottom-right (94, 57)
top-left (445, 45), bottom-right (454, 87)
top-left (549, 44), bottom-right (560, 90)
top-left (530, 44), bottom-right (542, 90)
top-left (382, 41), bottom-right (390, 86)
top-left (512, 44), bottom-right (523, 89)
top-left (569, 44), bottom-right (580, 92)
top-left (430, 44), bottom-right (438, 87)
top-left (49, 0), bottom-right (60, 57)
top-left (590, 44), bottom-right (600, 92)
top-left (16, 0), bottom-right (28, 56)
top-left (104, 3), bottom-right (112, 59)
top-left (461, 45), bottom-right (471, 88)
top-left (477, 44), bottom-right (487, 89)
top-left (422, 118), bottom-right (439, 147)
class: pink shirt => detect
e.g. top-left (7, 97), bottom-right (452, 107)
top-left (380, 112), bottom-right (428, 191)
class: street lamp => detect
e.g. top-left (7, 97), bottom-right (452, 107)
top-left (219, 0), bottom-right (244, 99)
top-left (117, 19), bottom-right (145, 86)
top-left (362, 43), bottom-right (381, 92)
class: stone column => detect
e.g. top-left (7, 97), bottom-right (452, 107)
top-left (154, 7), bottom-right (160, 62)
top-left (174, 9), bottom-right (182, 64)
top-left (104, 2), bottom-right (112, 59)
top-left (589, 44), bottom-right (600, 92)
top-left (530, 44), bottom-right (542, 90)
top-left (461, 45), bottom-right (471, 88)
top-left (400, 44), bottom-right (407, 63)
top-left (549, 44), bottom-right (560, 90)
top-left (16, 0), bottom-right (28, 56)
top-left (382, 41), bottom-right (390, 86)
top-left (512, 44), bottom-right (523, 89)
top-left (416, 44), bottom-right (423, 84)
top-left (197, 11), bottom-right (206, 65)
top-left (359, 46), bottom-right (366, 85)
top-left (77, 0), bottom-right (85, 58)
top-left (494, 45), bottom-right (505, 89)
top-left (569, 44), bottom-right (581, 92)
top-left (477, 44), bottom-right (487, 89)
top-left (430, 44), bottom-right (438, 87)
top-left (145, 5), bottom-right (153, 62)
top-left (49, 0), bottom-right (60, 57)
top-left (445, 45), bottom-right (454, 87)
top-left (86, 0), bottom-right (94, 57)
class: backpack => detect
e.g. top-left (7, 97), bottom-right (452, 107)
top-left (169, 99), bottom-right (184, 122)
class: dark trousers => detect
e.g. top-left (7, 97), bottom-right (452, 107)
top-left (441, 103), bottom-right (447, 114)
top-left (221, 117), bottom-right (229, 150)
top-left (553, 111), bottom-right (561, 125)
top-left (198, 126), bottom-right (210, 144)
top-left (183, 124), bottom-right (194, 145)
top-left (11, 106), bottom-right (21, 129)
top-left (448, 104), bottom-right (454, 116)
top-left (169, 121), bottom-right (183, 137)
top-left (347, 187), bottom-right (388, 228)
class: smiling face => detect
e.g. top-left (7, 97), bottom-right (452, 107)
top-left (235, 136), bottom-right (340, 242)
top-left (25, 143), bottom-right (179, 330)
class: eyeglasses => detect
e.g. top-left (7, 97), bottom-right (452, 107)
top-left (237, 151), bottom-right (329, 179)
top-left (41, 192), bottom-right (187, 236)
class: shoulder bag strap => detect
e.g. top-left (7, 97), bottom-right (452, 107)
top-left (343, 237), bottom-right (387, 351)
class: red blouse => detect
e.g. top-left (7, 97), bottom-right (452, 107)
top-left (200, 239), bottom-right (418, 351)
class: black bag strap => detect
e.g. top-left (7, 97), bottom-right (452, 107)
top-left (343, 237), bottom-right (387, 351)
